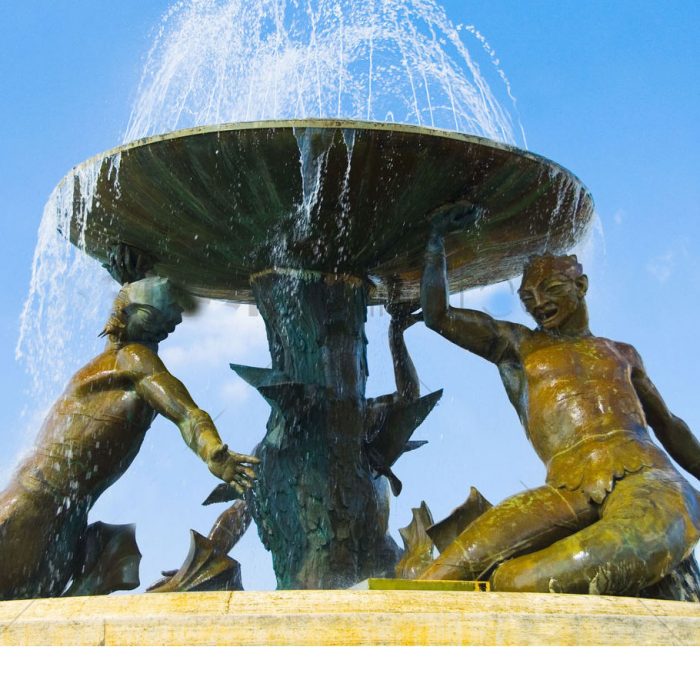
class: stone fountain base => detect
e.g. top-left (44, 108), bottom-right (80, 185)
top-left (1, 590), bottom-right (698, 645)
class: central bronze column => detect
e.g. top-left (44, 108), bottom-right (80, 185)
top-left (232, 269), bottom-right (398, 589)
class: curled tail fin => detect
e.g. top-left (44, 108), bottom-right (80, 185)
top-left (147, 501), bottom-right (252, 594)
top-left (64, 522), bottom-right (141, 597)
top-left (426, 486), bottom-right (492, 553)
top-left (395, 501), bottom-right (435, 579)
top-left (147, 531), bottom-right (242, 593)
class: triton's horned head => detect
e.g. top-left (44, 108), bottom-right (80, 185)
top-left (101, 277), bottom-right (196, 345)
top-left (520, 254), bottom-right (583, 288)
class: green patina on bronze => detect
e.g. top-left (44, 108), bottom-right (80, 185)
top-left (7, 119), bottom-right (696, 599)
top-left (240, 269), bottom-right (396, 588)
top-left (58, 119), bottom-right (593, 302)
top-left (5, 120), bottom-right (700, 598)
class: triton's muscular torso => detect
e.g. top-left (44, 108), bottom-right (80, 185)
top-left (500, 332), bottom-right (670, 502)
top-left (520, 334), bottom-right (646, 460)
top-left (0, 346), bottom-right (157, 599)
top-left (16, 348), bottom-right (155, 505)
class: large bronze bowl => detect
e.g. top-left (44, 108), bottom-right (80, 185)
top-left (58, 119), bottom-right (594, 302)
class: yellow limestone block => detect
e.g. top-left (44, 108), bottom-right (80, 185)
top-left (0, 590), bottom-right (698, 646)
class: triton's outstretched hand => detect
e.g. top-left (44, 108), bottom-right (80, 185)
top-left (207, 445), bottom-right (259, 495)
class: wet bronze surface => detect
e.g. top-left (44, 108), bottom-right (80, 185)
top-left (58, 120), bottom-right (593, 303)
top-left (419, 244), bottom-right (700, 596)
top-left (0, 279), bottom-right (257, 601)
top-left (36, 120), bottom-right (698, 599)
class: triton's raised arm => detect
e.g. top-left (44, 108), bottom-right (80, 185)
top-left (388, 308), bottom-right (420, 402)
top-left (421, 232), bottom-right (526, 364)
top-left (385, 287), bottom-right (421, 403)
top-left (626, 345), bottom-right (700, 482)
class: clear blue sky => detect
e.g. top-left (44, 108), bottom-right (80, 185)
top-left (1, 1), bottom-right (698, 590)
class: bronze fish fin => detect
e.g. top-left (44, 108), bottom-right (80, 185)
top-left (426, 486), bottom-right (493, 553)
top-left (147, 530), bottom-right (242, 593)
top-left (63, 522), bottom-right (141, 597)
top-left (207, 500), bottom-right (252, 556)
top-left (395, 501), bottom-right (435, 579)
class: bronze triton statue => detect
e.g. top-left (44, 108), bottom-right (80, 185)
top-left (0, 275), bottom-right (258, 601)
top-left (418, 212), bottom-right (700, 595)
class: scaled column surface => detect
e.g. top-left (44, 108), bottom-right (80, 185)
top-left (235, 270), bottom-right (397, 589)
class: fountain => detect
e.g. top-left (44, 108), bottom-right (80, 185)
top-left (3, 1), bottom-right (699, 647)
top-left (17, 0), bottom-right (568, 590)
top-left (50, 119), bottom-right (592, 588)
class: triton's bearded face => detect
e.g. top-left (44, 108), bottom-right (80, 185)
top-left (518, 255), bottom-right (588, 331)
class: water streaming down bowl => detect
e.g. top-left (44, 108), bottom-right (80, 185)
top-left (19, 0), bottom-right (528, 403)
top-left (56, 119), bottom-right (593, 303)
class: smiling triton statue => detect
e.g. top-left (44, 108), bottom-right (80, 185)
top-left (0, 274), bottom-right (258, 601)
top-left (417, 212), bottom-right (700, 595)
